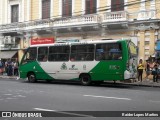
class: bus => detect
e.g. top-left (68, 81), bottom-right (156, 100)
top-left (19, 39), bottom-right (138, 85)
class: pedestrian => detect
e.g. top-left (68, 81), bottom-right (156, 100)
top-left (145, 60), bottom-right (152, 80)
top-left (4, 60), bottom-right (8, 75)
top-left (13, 58), bottom-right (19, 76)
top-left (152, 64), bottom-right (159, 82)
top-left (0, 59), bottom-right (4, 75)
top-left (7, 59), bottom-right (13, 76)
top-left (137, 59), bottom-right (144, 82)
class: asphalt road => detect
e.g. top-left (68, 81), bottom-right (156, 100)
top-left (0, 78), bottom-right (160, 120)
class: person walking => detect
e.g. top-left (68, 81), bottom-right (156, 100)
top-left (137, 59), bottom-right (144, 82)
top-left (145, 60), bottom-right (151, 81)
top-left (152, 64), bottom-right (159, 83)
top-left (0, 59), bottom-right (4, 75)
top-left (13, 59), bottom-right (19, 76)
top-left (7, 59), bottom-right (13, 76)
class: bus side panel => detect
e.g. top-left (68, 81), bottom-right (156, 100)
top-left (89, 61), bottom-right (124, 81)
top-left (90, 41), bottom-right (128, 81)
top-left (19, 61), bottom-right (54, 80)
top-left (40, 61), bottom-right (100, 80)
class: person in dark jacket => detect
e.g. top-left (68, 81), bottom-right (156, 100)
top-left (7, 59), bottom-right (13, 76)
top-left (0, 59), bottom-right (4, 75)
top-left (152, 64), bottom-right (159, 82)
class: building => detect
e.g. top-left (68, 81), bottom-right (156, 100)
top-left (0, 0), bottom-right (160, 62)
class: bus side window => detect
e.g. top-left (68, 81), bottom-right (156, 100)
top-left (38, 47), bottom-right (48, 62)
top-left (43, 55), bottom-right (48, 61)
top-left (70, 44), bottom-right (94, 61)
top-left (49, 46), bottom-right (69, 62)
top-left (85, 54), bottom-right (93, 61)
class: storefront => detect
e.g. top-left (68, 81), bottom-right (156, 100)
top-left (0, 51), bottom-right (18, 63)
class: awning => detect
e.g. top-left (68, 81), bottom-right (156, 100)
top-left (0, 51), bottom-right (17, 59)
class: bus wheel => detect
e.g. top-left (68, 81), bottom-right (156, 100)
top-left (28, 73), bottom-right (36, 83)
top-left (80, 74), bottom-right (91, 86)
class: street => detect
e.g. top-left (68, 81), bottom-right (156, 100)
top-left (0, 78), bottom-right (160, 120)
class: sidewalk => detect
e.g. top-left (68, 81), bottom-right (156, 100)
top-left (0, 75), bottom-right (160, 88)
top-left (0, 74), bottom-right (18, 79)
top-left (118, 79), bottom-right (160, 88)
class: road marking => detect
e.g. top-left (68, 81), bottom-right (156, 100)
top-left (34, 108), bottom-right (94, 117)
top-left (83, 95), bottom-right (131, 100)
top-left (34, 108), bottom-right (56, 112)
top-left (149, 100), bottom-right (160, 103)
top-left (6, 98), bottom-right (17, 100)
top-left (4, 94), bottom-right (12, 95)
top-left (13, 95), bottom-right (26, 98)
top-left (17, 95), bottom-right (26, 97)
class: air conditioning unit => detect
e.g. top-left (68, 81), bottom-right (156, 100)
top-left (4, 36), bottom-right (11, 44)
top-left (4, 36), bottom-right (15, 44)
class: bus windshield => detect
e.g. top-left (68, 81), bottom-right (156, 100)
top-left (129, 41), bottom-right (137, 57)
top-left (21, 47), bottom-right (37, 64)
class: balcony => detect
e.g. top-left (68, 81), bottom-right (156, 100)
top-left (137, 9), bottom-right (156, 20)
top-left (0, 44), bottom-right (20, 50)
top-left (52, 14), bottom-right (100, 27)
top-left (145, 46), bottom-right (150, 50)
top-left (145, 51), bottom-right (150, 55)
top-left (0, 11), bottom-right (128, 33)
top-left (101, 11), bottom-right (129, 23)
top-left (0, 14), bottom-right (100, 33)
top-left (0, 19), bottom-right (53, 33)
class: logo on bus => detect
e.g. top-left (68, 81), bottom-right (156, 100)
top-left (69, 65), bottom-right (78, 70)
top-left (61, 63), bottom-right (67, 70)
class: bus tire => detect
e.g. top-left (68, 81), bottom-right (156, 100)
top-left (80, 74), bottom-right (91, 86)
top-left (28, 73), bottom-right (36, 83)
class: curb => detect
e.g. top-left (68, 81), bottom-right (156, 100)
top-left (0, 75), bottom-right (17, 79)
top-left (119, 82), bottom-right (160, 88)
top-left (105, 81), bottom-right (160, 88)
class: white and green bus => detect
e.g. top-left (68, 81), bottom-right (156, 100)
top-left (19, 39), bottom-right (137, 85)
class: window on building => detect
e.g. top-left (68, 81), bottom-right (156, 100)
top-left (111, 0), bottom-right (124, 12)
top-left (48, 46), bottom-right (70, 61)
top-left (70, 44), bottom-right (94, 61)
top-left (42, 0), bottom-right (51, 19)
top-left (96, 43), bottom-right (122, 60)
top-left (85, 0), bottom-right (97, 14)
top-left (11, 5), bottom-right (19, 23)
top-left (62, 0), bottom-right (72, 17)
top-left (38, 47), bottom-right (48, 62)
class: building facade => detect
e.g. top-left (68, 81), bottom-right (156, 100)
top-left (0, 0), bottom-right (160, 62)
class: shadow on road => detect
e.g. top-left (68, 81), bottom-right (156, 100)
top-left (19, 79), bottom-right (135, 89)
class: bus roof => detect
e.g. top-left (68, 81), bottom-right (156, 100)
top-left (29, 39), bottom-right (131, 47)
